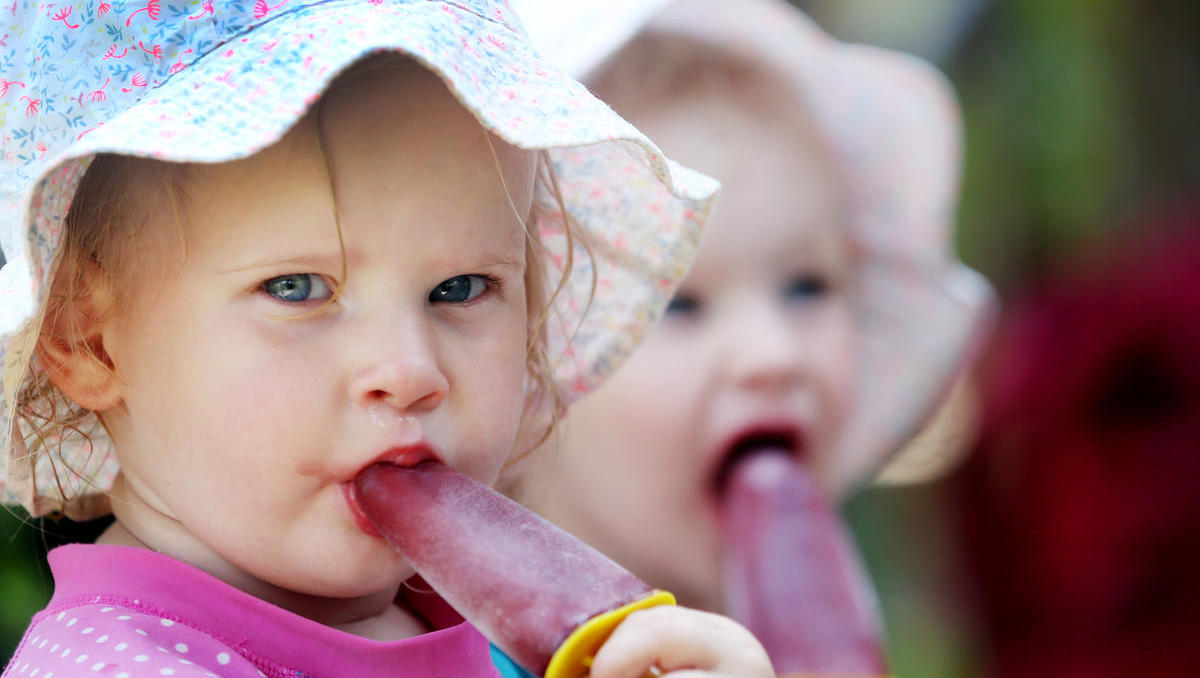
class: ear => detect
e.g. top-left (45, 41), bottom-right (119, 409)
top-left (35, 276), bottom-right (123, 413)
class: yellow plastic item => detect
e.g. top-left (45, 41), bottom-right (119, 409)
top-left (543, 590), bottom-right (677, 678)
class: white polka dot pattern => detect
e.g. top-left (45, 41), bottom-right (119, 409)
top-left (4, 602), bottom-right (259, 677)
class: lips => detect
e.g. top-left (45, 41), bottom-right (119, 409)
top-left (343, 446), bottom-right (439, 537)
top-left (711, 424), bottom-right (808, 499)
top-left (344, 482), bottom-right (384, 537)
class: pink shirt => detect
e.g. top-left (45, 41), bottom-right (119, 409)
top-left (3, 544), bottom-right (500, 678)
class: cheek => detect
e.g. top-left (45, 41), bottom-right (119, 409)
top-left (817, 303), bottom-right (857, 425)
top-left (114, 298), bottom-right (325, 441)
top-left (568, 332), bottom-right (704, 458)
top-left (475, 312), bottom-right (529, 398)
top-left (447, 310), bottom-right (530, 469)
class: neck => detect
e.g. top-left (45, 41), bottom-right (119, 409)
top-left (99, 476), bottom-right (427, 641)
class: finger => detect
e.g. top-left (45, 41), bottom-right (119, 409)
top-left (588, 605), bottom-right (772, 678)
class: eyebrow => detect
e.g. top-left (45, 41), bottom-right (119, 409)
top-left (217, 252), bottom-right (351, 275)
top-left (217, 248), bottom-right (525, 276)
top-left (472, 251), bottom-right (525, 269)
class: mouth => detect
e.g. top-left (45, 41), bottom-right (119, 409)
top-left (343, 447), bottom-right (439, 537)
top-left (343, 482), bottom-right (383, 538)
top-left (711, 425), bottom-right (807, 500)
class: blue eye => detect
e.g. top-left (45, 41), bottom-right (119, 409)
top-left (430, 275), bottom-right (489, 303)
top-left (784, 275), bottom-right (827, 301)
top-left (262, 274), bottom-right (332, 303)
top-left (664, 293), bottom-right (700, 316)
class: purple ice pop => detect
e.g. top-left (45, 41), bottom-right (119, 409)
top-left (353, 461), bottom-right (671, 677)
top-left (722, 452), bottom-right (888, 676)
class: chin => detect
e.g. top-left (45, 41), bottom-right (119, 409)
top-left (302, 543), bottom-right (408, 593)
top-left (301, 564), bottom-right (406, 600)
top-left (671, 578), bottom-right (726, 614)
top-left (632, 551), bottom-right (723, 613)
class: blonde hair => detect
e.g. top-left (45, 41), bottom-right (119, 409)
top-left (16, 54), bottom-right (590, 514)
top-left (14, 154), bottom-right (172, 510)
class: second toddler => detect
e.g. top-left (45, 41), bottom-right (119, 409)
top-left (511, 0), bottom-right (994, 674)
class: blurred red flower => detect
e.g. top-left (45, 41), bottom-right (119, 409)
top-left (958, 203), bottom-right (1200, 678)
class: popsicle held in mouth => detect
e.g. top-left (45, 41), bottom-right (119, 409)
top-left (353, 461), bottom-right (675, 678)
top-left (721, 451), bottom-right (889, 677)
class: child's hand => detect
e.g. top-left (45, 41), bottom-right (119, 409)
top-left (589, 605), bottom-right (774, 678)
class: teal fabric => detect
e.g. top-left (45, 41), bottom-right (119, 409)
top-left (490, 644), bottom-right (539, 678)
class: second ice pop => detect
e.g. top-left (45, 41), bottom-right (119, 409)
top-left (722, 451), bottom-right (888, 677)
top-left (353, 461), bottom-right (674, 678)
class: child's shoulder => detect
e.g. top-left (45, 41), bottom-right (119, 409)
top-left (5, 543), bottom-right (267, 677)
top-left (11, 544), bottom-right (513, 678)
top-left (8, 600), bottom-right (259, 677)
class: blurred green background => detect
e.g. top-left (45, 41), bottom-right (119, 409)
top-left (3, 0), bottom-right (1198, 673)
top-left (806, 1), bottom-right (1199, 677)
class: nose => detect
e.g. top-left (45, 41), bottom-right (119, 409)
top-left (718, 298), bottom-right (806, 395)
top-left (349, 314), bottom-right (450, 413)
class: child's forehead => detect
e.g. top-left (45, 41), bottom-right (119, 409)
top-left (182, 113), bottom-right (322, 186)
top-left (593, 30), bottom-right (806, 110)
top-left (592, 37), bottom-right (826, 165)
top-left (181, 58), bottom-right (536, 207)
top-left (611, 88), bottom-right (838, 229)
top-left (156, 66), bottom-right (535, 257)
top-left (635, 86), bottom-right (817, 151)
top-left (600, 66), bottom-right (849, 276)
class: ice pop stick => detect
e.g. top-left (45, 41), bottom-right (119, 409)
top-left (354, 461), bottom-right (674, 678)
top-left (722, 452), bottom-right (888, 677)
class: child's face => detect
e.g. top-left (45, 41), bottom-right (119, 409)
top-left (527, 88), bottom-right (855, 611)
top-left (98, 64), bottom-right (536, 604)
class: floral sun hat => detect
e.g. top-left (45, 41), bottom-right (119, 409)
top-left (516, 0), bottom-right (996, 495)
top-left (0, 0), bottom-right (718, 519)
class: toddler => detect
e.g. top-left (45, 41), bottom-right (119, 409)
top-left (510, 0), bottom-right (994, 672)
top-left (0, 2), bottom-right (773, 677)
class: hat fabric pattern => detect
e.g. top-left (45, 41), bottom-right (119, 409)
top-left (0, 0), bottom-right (718, 518)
